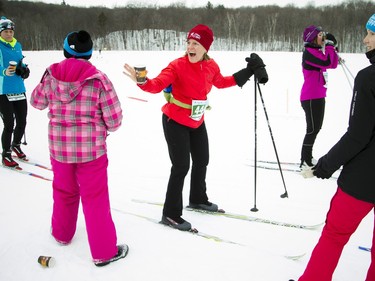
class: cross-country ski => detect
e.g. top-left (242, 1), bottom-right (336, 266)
top-left (12, 155), bottom-right (52, 171)
top-left (132, 199), bottom-right (324, 230)
top-left (1, 163), bottom-right (52, 181)
top-left (112, 207), bottom-right (306, 260)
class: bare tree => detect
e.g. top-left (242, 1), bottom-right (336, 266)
top-left (1, 0), bottom-right (374, 52)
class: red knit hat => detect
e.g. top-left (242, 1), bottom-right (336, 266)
top-left (187, 24), bottom-right (214, 51)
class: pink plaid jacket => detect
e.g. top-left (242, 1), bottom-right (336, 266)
top-left (30, 58), bottom-right (123, 163)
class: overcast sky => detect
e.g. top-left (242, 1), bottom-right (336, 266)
top-left (22, 0), bottom-right (345, 9)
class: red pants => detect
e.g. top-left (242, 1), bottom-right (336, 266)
top-left (299, 187), bottom-right (375, 281)
top-left (50, 154), bottom-right (118, 261)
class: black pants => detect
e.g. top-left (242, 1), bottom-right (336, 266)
top-left (162, 114), bottom-right (209, 218)
top-left (0, 94), bottom-right (27, 153)
top-left (300, 98), bottom-right (325, 165)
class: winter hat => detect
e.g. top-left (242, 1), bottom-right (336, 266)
top-left (0, 16), bottom-right (15, 33)
top-left (187, 24), bottom-right (214, 51)
top-left (303, 25), bottom-right (322, 43)
top-left (366, 14), bottom-right (375, 32)
top-left (63, 30), bottom-right (93, 60)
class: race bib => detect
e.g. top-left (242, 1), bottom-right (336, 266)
top-left (6, 93), bottom-right (26, 102)
top-left (190, 100), bottom-right (209, 121)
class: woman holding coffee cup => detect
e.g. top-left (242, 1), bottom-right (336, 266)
top-left (123, 24), bottom-right (266, 231)
top-left (0, 16), bottom-right (30, 168)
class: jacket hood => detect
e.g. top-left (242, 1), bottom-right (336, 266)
top-left (47, 58), bottom-right (99, 103)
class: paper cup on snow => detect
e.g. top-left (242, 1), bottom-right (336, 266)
top-left (38, 256), bottom-right (56, 268)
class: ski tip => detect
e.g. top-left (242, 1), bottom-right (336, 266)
top-left (284, 252), bottom-right (306, 260)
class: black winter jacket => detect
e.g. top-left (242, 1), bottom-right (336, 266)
top-left (319, 49), bottom-right (375, 203)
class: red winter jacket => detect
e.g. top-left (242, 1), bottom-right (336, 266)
top-left (139, 55), bottom-right (237, 128)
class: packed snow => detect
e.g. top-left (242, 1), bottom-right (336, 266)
top-left (0, 49), bottom-right (372, 281)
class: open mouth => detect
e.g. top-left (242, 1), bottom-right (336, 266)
top-left (189, 52), bottom-right (196, 57)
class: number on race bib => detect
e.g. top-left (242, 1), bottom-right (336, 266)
top-left (190, 100), bottom-right (209, 121)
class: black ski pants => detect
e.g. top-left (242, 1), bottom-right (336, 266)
top-left (300, 98), bottom-right (325, 165)
top-left (162, 114), bottom-right (209, 218)
top-left (0, 94), bottom-right (27, 153)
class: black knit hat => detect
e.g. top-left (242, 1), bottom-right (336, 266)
top-left (0, 16), bottom-right (15, 33)
top-left (63, 30), bottom-right (93, 60)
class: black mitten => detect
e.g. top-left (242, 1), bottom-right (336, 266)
top-left (312, 158), bottom-right (332, 179)
top-left (15, 61), bottom-right (30, 79)
top-left (245, 53), bottom-right (268, 84)
top-left (233, 68), bottom-right (253, 87)
top-left (325, 33), bottom-right (337, 46)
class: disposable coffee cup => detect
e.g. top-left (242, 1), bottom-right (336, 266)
top-left (134, 65), bottom-right (146, 83)
top-left (9, 61), bottom-right (17, 73)
top-left (38, 256), bottom-right (56, 268)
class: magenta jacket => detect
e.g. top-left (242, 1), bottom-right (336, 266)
top-left (30, 58), bottom-right (123, 163)
top-left (300, 44), bottom-right (338, 101)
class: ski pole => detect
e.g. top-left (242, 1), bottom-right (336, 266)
top-left (257, 82), bottom-right (288, 199)
top-left (339, 57), bottom-right (354, 91)
top-left (251, 77), bottom-right (259, 212)
top-left (339, 57), bottom-right (355, 79)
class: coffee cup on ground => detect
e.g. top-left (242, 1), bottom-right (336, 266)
top-left (38, 256), bottom-right (56, 268)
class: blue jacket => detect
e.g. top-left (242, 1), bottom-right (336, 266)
top-left (0, 37), bottom-right (26, 94)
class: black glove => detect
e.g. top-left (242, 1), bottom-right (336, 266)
top-left (245, 53), bottom-right (268, 84)
top-left (312, 158), bottom-right (332, 179)
top-left (15, 61), bottom-right (30, 79)
top-left (233, 68), bottom-right (253, 87)
top-left (325, 33), bottom-right (337, 47)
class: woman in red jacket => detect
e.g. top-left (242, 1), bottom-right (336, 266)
top-left (124, 24), bottom-right (265, 231)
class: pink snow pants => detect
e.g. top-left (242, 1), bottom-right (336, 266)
top-left (299, 187), bottom-right (375, 281)
top-left (50, 154), bottom-right (118, 261)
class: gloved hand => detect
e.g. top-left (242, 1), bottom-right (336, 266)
top-left (233, 68), bottom-right (253, 87)
top-left (15, 61), bottom-right (30, 79)
top-left (245, 53), bottom-right (268, 84)
top-left (300, 164), bottom-right (314, 179)
top-left (312, 158), bottom-right (332, 179)
top-left (325, 33), bottom-right (337, 47)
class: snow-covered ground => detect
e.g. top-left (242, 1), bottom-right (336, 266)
top-left (0, 49), bottom-right (372, 281)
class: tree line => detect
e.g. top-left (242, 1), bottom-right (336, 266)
top-left (1, 0), bottom-right (374, 53)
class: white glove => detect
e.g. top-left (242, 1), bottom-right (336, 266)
top-left (300, 165), bottom-right (314, 178)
